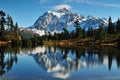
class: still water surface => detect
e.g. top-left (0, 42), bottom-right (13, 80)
top-left (0, 45), bottom-right (120, 80)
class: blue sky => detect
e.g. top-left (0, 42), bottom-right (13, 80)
top-left (0, 0), bottom-right (120, 27)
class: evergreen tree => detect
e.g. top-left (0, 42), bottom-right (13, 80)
top-left (48, 32), bottom-right (52, 40)
top-left (116, 18), bottom-right (120, 33)
top-left (82, 28), bottom-right (86, 38)
top-left (70, 30), bottom-right (75, 39)
top-left (107, 17), bottom-right (115, 34)
top-left (9, 17), bottom-right (14, 31)
top-left (14, 22), bottom-right (19, 35)
top-left (14, 22), bottom-right (18, 31)
top-left (90, 27), bottom-right (94, 37)
top-left (54, 32), bottom-right (57, 40)
top-left (97, 24), bottom-right (104, 39)
top-left (74, 20), bottom-right (82, 38)
top-left (0, 11), bottom-right (6, 39)
top-left (63, 28), bottom-right (69, 39)
top-left (0, 11), bottom-right (6, 17)
top-left (87, 26), bottom-right (91, 37)
top-left (6, 14), bottom-right (11, 30)
top-left (87, 26), bottom-right (94, 37)
top-left (0, 17), bottom-right (6, 39)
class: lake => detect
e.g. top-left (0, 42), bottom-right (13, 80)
top-left (0, 45), bottom-right (120, 80)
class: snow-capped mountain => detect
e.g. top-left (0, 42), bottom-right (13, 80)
top-left (28, 8), bottom-right (108, 36)
top-left (30, 8), bottom-right (81, 33)
top-left (81, 15), bottom-right (108, 29)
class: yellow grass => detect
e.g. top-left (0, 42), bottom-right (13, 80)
top-left (0, 41), bottom-right (11, 46)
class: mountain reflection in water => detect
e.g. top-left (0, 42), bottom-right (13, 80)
top-left (29, 46), bottom-right (120, 79)
top-left (0, 45), bottom-right (120, 80)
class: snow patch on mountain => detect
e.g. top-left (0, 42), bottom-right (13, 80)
top-left (25, 8), bottom-right (108, 36)
top-left (47, 10), bottom-right (65, 18)
top-left (19, 28), bottom-right (45, 38)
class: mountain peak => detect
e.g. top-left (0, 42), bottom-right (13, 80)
top-left (57, 8), bottom-right (70, 13)
top-left (47, 10), bottom-right (52, 13)
top-left (87, 15), bottom-right (98, 20)
top-left (28, 9), bottom-right (108, 36)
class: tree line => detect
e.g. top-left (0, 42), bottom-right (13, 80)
top-left (1, 10), bottom-right (120, 46)
top-left (44, 16), bottom-right (120, 41)
top-left (0, 10), bottom-right (43, 46)
top-left (0, 10), bottom-right (19, 40)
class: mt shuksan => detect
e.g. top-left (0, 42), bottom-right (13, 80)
top-left (29, 8), bottom-right (108, 36)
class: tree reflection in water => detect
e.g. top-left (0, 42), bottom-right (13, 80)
top-left (0, 45), bottom-right (19, 76)
top-left (31, 46), bottom-right (120, 79)
top-left (0, 45), bottom-right (120, 79)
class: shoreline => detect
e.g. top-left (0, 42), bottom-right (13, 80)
top-left (0, 41), bottom-right (11, 46)
top-left (0, 40), bottom-right (118, 47)
top-left (43, 40), bottom-right (119, 47)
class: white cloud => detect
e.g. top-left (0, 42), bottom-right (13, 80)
top-left (64, 0), bottom-right (120, 8)
top-left (88, 2), bottom-right (120, 8)
top-left (64, 0), bottom-right (74, 3)
top-left (103, 3), bottom-right (120, 8)
top-left (64, 0), bottom-right (90, 3)
top-left (40, 0), bottom-right (47, 4)
top-left (77, 0), bottom-right (90, 3)
top-left (53, 4), bottom-right (71, 10)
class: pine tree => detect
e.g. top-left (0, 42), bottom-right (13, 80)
top-left (74, 19), bottom-right (82, 38)
top-left (87, 26), bottom-right (93, 37)
top-left (6, 14), bottom-right (11, 30)
top-left (62, 28), bottom-right (69, 39)
top-left (0, 17), bottom-right (6, 38)
top-left (116, 18), bottom-right (120, 33)
top-left (0, 11), bottom-right (6, 17)
top-left (9, 17), bottom-right (14, 31)
top-left (48, 32), bottom-right (52, 40)
top-left (14, 22), bottom-right (18, 31)
top-left (82, 28), bottom-right (86, 38)
top-left (97, 24), bottom-right (104, 39)
top-left (87, 26), bottom-right (91, 37)
top-left (14, 22), bottom-right (18, 34)
top-left (90, 27), bottom-right (94, 37)
top-left (0, 11), bottom-right (6, 39)
top-left (70, 30), bottom-right (75, 39)
top-left (107, 17), bottom-right (115, 34)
